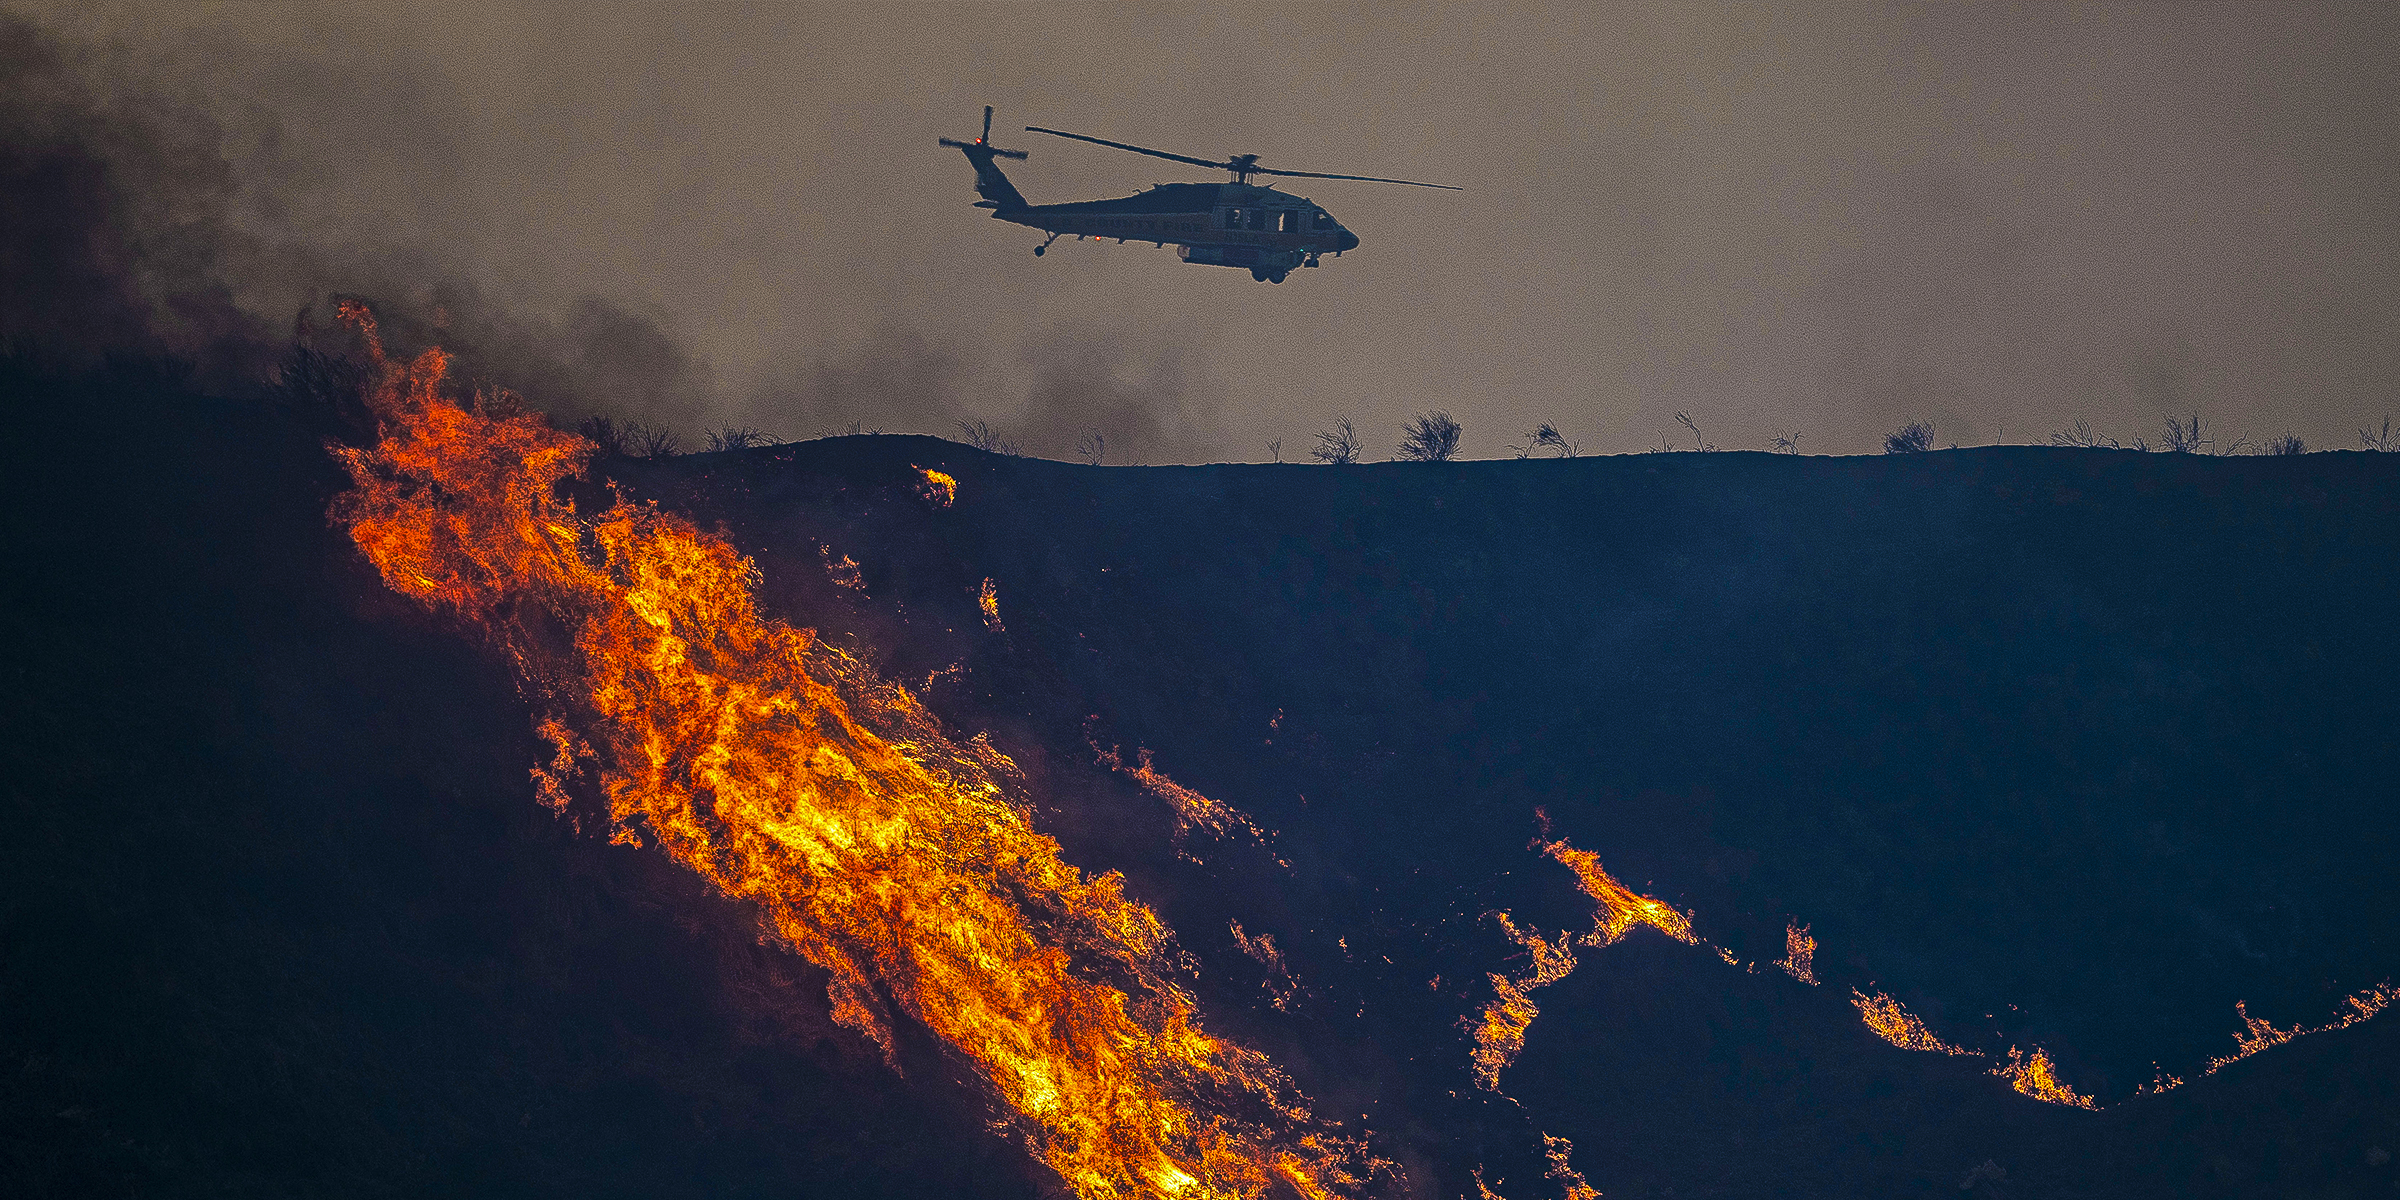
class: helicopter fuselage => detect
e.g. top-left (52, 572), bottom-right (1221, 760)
top-left (942, 112), bottom-right (1415, 283)
top-left (986, 183), bottom-right (1359, 282)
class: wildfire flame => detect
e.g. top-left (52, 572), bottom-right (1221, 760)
top-left (1774, 921), bottom-right (1816, 985)
top-left (1852, 987), bottom-right (2097, 1108)
top-left (1540, 1134), bottom-right (1602, 1200)
top-left (1992, 1046), bottom-right (2098, 1109)
top-left (1849, 989), bottom-right (1973, 1056)
top-left (1467, 912), bottom-right (1581, 1091)
top-left (1539, 837), bottom-right (1694, 947)
top-left (329, 304), bottom-right (1372, 1200)
top-left (1467, 832), bottom-right (1694, 1091)
top-left (2198, 983), bottom-right (2397, 1077)
top-left (979, 576), bottom-right (1005, 631)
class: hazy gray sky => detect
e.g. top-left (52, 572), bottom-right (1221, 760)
top-left (22, 1), bottom-right (2400, 461)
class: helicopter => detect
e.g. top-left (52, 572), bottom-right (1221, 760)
top-left (939, 106), bottom-right (1460, 283)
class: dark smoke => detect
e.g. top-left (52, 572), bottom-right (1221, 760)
top-left (759, 321), bottom-right (1224, 463)
top-left (0, 16), bottom-right (272, 379)
top-left (0, 14), bottom-right (713, 428)
top-left (0, 12), bottom-right (1217, 461)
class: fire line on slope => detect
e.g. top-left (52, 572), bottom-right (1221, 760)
top-left (328, 303), bottom-right (1381, 1200)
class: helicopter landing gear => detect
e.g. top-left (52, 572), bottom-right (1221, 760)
top-left (1251, 266), bottom-right (1288, 283)
top-left (1034, 232), bottom-right (1063, 257)
top-left (1304, 253), bottom-right (1322, 268)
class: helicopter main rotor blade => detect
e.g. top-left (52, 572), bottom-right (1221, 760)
top-left (1252, 166), bottom-right (1462, 190)
top-left (1024, 126), bottom-right (1230, 173)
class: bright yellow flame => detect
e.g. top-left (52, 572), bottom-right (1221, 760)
top-left (978, 577), bottom-right (1005, 631)
top-left (1539, 838), bottom-right (1694, 947)
top-left (1466, 833), bottom-right (1696, 1093)
top-left (1992, 1046), bottom-right (2098, 1109)
top-left (330, 304), bottom-right (1371, 1200)
top-left (917, 466), bottom-right (957, 507)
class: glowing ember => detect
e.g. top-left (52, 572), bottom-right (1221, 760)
top-left (1228, 920), bottom-right (1302, 1012)
top-left (1849, 989), bottom-right (1972, 1056)
top-left (1468, 1135), bottom-right (1599, 1200)
top-left (1097, 743), bottom-right (1271, 849)
top-left (330, 304), bottom-right (1372, 1200)
top-left (1774, 921), bottom-right (1816, 985)
top-left (819, 545), bottom-right (865, 590)
top-left (978, 576), bottom-right (1005, 631)
top-left (1541, 1134), bottom-right (1601, 1200)
top-left (1992, 1046), bottom-right (2098, 1109)
top-left (2201, 983), bottom-right (2397, 1076)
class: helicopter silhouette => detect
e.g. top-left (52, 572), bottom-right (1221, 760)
top-left (940, 106), bottom-right (1459, 283)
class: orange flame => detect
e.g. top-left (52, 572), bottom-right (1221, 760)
top-left (1849, 989), bottom-right (1972, 1056)
top-left (978, 576), bottom-right (1005, 631)
top-left (2199, 983), bottom-right (2397, 1077)
top-left (1541, 1133), bottom-right (1602, 1200)
top-left (329, 305), bottom-right (1370, 1200)
top-left (1466, 833), bottom-right (1695, 1092)
top-left (1466, 912), bottom-right (1580, 1090)
top-left (1774, 920), bottom-right (1816, 986)
top-left (1992, 1046), bottom-right (2098, 1109)
top-left (1538, 838), bottom-right (1694, 947)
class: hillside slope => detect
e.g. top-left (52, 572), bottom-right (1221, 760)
top-left (6, 361), bottom-right (2398, 1198)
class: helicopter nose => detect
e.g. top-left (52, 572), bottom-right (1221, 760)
top-left (1337, 228), bottom-right (1360, 252)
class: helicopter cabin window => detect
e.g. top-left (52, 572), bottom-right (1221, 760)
top-left (1223, 207), bottom-right (1245, 230)
top-left (1273, 210), bottom-right (1299, 233)
top-left (1312, 210), bottom-right (1336, 231)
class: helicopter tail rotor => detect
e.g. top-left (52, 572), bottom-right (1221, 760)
top-left (939, 106), bottom-right (1028, 160)
top-left (939, 105), bottom-right (1030, 211)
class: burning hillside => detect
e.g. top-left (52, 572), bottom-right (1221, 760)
top-left (7, 331), bottom-right (2400, 1199)
top-left (330, 305), bottom-right (1383, 1199)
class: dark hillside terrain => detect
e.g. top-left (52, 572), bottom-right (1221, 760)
top-left (6, 359), bottom-right (2399, 1198)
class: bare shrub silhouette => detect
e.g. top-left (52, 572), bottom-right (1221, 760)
top-left (1076, 430), bottom-right (1107, 466)
top-left (2159, 413), bottom-right (2209, 454)
top-left (271, 342), bottom-right (371, 441)
top-left (955, 418), bottom-right (1020, 456)
top-left (1312, 417), bottom-right (1362, 464)
top-left (2047, 421), bottom-right (2120, 449)
top-left (2266, 434), bottom-right (2307, 456)
top-left (632, 424), bottom-right (683, 459)
top-left (706, 426), bottom-right (770, 453)
top-left (1883, 420), bottom-right (1935, 454)
top-left (1266, 438), bottom-right (1283, 463)
top-left (1768, 429), bottom-right (1804, 454)
top-left (1511, 421), bottom-right (1579, 459)
top-left (576, 415), bottom-right (631, 457)
top-left (1397, 411), bottom-right (1463, 462)
top-left (1654, 411), bottom-right (1715, 453)
top-left (2363, 416), bottom-right (2397, 452)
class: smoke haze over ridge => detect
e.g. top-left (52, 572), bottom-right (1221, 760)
top-left (6, 2), bottom-right (2400, 460)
